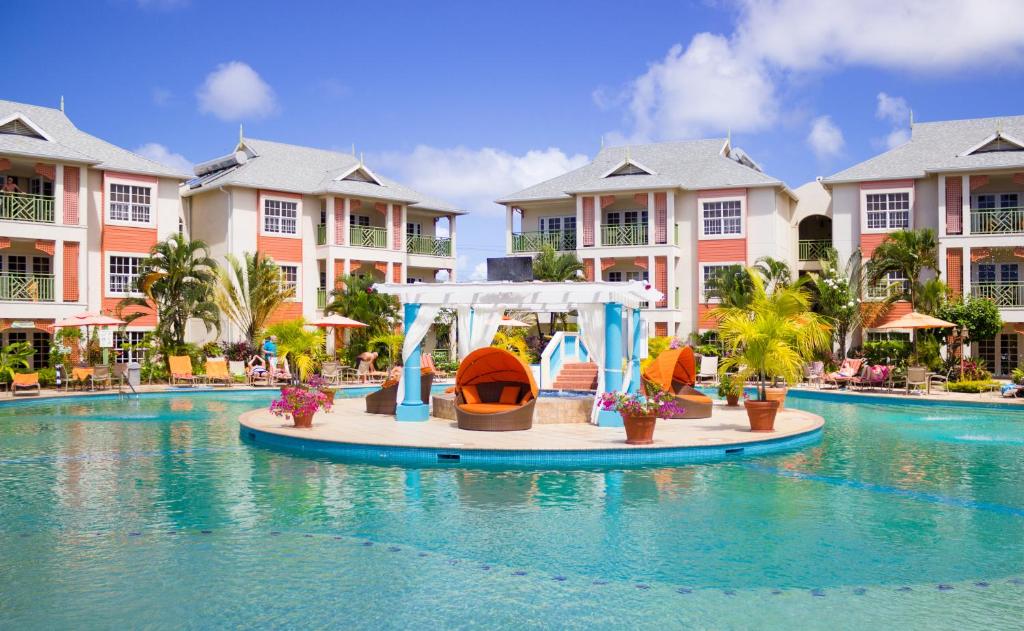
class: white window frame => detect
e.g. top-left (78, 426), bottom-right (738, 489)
top-left (276, 261), bottom-right (301, 302)
top-left (972, 192), bottom-right (1021, 210)
top-left (106, 177), bottom-right (155, 228)
top-left (699, 197), bottom-right (745, 239)
top-left (113, 329), bottom-right (148, 364)
top-left (406, 222), bottom-right (422, 237)
top-left (699, 261), bottom-right (744, 303)
top-left (105, 252), bottom-right (145, 298)
top-left (260, 194), bottom-right (301, 238)
top-left (860, 186), bottom-right (913, 234)
top-left (350, 214), bottom-right (371, 227)
top-left (539, 215), bottom-right (576, 233)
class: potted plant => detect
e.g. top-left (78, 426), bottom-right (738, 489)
top-left (269, 385), bottom-right (332, 428)
top-left (715, 269), bottom-right (831, 432)
top-left (718, 373), bottom-right (743, 407)
top-left (764, 378), bottom-right (787, 411)
top-left (597, 387), bottom-right (684, 445)
top-left (306, 374), bottom-right (337, 404)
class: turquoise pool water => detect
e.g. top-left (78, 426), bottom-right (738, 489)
top-left (1, 390), bottom-right (1022, 629)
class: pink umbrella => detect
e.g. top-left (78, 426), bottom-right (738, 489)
top-left (54, 311), bottom-right (126, 328)
top-left (309, 314), bottom-right (367, 329)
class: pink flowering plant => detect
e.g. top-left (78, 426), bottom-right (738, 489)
top-left (269, 386), bottom-right (332, 419)
top-left (597, 386), bottom-right (684, 418)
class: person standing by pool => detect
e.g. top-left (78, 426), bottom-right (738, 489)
top-left (263, 336), bottom-right (278, 373)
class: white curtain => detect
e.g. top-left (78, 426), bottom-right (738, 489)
top-left (621, 309), bottom-right (634, 393)
top-left (396, 304), bottom-right (442, 405)
top-left (456, 305), bottom-right (473, 360)
top-left (576, 304), bottom-right (606, 424)
top-left (468, 305), bottom-right (505, 353)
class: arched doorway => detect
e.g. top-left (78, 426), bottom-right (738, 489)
top-left (797, 215), bottom-right (832, 261)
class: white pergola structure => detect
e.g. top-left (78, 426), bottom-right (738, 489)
top-left (375, 281), bottom-right (663, 425)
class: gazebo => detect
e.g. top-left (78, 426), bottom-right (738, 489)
top-left (374, 281), bottom-right (663, 425)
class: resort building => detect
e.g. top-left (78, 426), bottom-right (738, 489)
top-left (498, 139), bottom-right (797, 337)
top-left (182, 137), bottom-right (462, 340)
top-left (822, 115), bottom-right (1024, 376)
top-left (0, 99), bottom-right (188, 367)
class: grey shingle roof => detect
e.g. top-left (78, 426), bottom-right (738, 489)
top-left (0, 99), bottom-right (190, 179)
top-left (823, 114), bottom-right (1024, 183)
top-left (496, 139), bottom-right (784, 204)
top-left (187, 138), bottom-right (463, 214)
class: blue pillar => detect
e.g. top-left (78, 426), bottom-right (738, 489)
top-left (396, 302), bottom-right (429, 421)
top-left (597, 302), bottom-right (624, 427)
top-left (627, 307), bottom-right (642, 395)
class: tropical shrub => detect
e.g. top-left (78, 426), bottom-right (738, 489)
top-left (492, 330), bottom-right (531, 365)
top-left (936, 297), bottom-right (1003, 343)
top-left (809, 248), bottom-right (869, 360)
top-left (220, 340), bottom-right (257, 362)
top-left (862, 340), bottom-right (912, 367)
top-left (368, 332), bottom-right (405, 369)
top-left (866, 228), bottom-right (939, 310)
top-left (266, 318), bottom-right (326, 381)
top-left (946, 359), bottom-right (991, 382)
top-left (1011, 367), bottom-right (1024, 385)
top-left (326, 274), bottom-right (400, 355)
top-left (0, 342), bottom-right (33, 382)
top-left (945, 380), bottom-right (999, 394)
top-left (718, 374), bottom-right (743, 398)
top-left (215, 251), bottom-right (294, 345)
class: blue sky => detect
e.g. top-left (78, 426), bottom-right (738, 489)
top-left (7, 0), bottom-right (1024, 278)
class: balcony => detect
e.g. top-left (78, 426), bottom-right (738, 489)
top-left (972, 283), bottom-right (1024, 308)
top-left (316, 223), bottom-right (327, 246)
top-left (349, 225), bottom-right (387, 249)
top-left (317, 287), bottom-right (327, 310)
top-left (0, 273), bottom-right (54, 302)
top-left (406, 234), bottom-right (452, 257)
top-left (970, 208), bottom-right (1024, 235)
top-left (798, 239), bottom-right (832, 261)
top-left (511, 230), bottom-right (576, 253)
top-left (0, 193), bottom-right (55, 223)
top-left (601, 223), bottom-right (648, 247)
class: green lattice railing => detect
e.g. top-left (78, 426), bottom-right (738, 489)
top-left (316, 223), bottom-right (327, 245)
top-left (600, 223), bottom-right (648, 247)
top-left (317, 287), bottom-right (327, 309)
top-left (0, 273), bottom-right (54, 301)
top-left (511, 230), bottom-right (576, 252)
top-left (972, 283), bottom-right (1024, 308)
top-left (970, 208), bottom-right (1024, 234)
top-left (0, 193), bottom-right (55, 223)
top-left (406, 235), bottom-right (452, 257)
top-left (349, 225), bottom-right (387, 248)
top-left (798, 239), bottom-right (832, 261)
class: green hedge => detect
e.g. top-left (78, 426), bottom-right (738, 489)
top-left (945, 380), bottom-right (999, 393)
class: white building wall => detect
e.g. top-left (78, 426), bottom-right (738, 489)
top-left (830, 183), bottom-right (860, 264)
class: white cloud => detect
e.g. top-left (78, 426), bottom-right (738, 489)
top-left (134, 143), bottom-right (193, 174)
top-left (876, 92), bottom-right (909, 125)
top-left (624, 34), bottom-right (777, 141)
top-left (807, 115), bottom-right (844, 159)
top-left (371, 145), bottom-right (589, 217)
top-left (884, 128), bottom-right (911, 149)
top-left (470, 262), bottom-right (488, 281)
top-left (197, 61), bottom-right (277, 121)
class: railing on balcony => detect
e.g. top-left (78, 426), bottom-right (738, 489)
top-left (972, 283), bottom-right (1024, 308)
top-left (510, 230), bottom-right (576, 253)
top-left (865, 280), bottom-right (908, 301)
top-left (0, 192), bottom-right (55, 223)
top-left (316, 223), bottom-right (327, 246)
top-left (970, 208), bottom-right (1024, 234)
top-left (798, 239), bottom-right (832, 261)
top-left (406, 235), bottom-right (452, 257)
top-left (0, 273), bottom-right (54, 302)
top-left (600, 223), bottom-right (648, 247)
top-left (349, 225), bottom-right (387, 248)
top-left (317, 287), bottom-right (327, 310)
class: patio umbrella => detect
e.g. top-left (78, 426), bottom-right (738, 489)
top-left (310, 314), bottom-right (367, 329)
top-left (499, 316), bottom-right (532, 328)
top-left (53, 312), bottom-right (126, 328)
top-left (876, 311), bottom-right (956, 365)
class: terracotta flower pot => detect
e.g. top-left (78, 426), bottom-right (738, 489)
top-left (726, 394), bottom-right (740, 407)
top-left (622, 414), bottom-right (656, 445)
top-left (744, 399), bottom-right (779, 432)
top-left (320, 389), bottom-right (336, 404)
top-left (764, 386), bottom-right (788, 411)
top-left (291, 411), bottom-right (314, 428)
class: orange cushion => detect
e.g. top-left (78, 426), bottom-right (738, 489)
top-left (499, 385), bottom-right (520, 405)
top-left (678, 393), bottom-right (712, 405)
top-left (521, 390), bottom-right (534, 404)
top-left (458, 402), bottom-right (519, 414)
top-left (13, 373), bottom-right (39, 385)
top-left (462, 385), bottom-right (481, 404)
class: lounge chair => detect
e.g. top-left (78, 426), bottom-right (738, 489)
top-left (169, 355), bottom-right (202, 386)
top-left (248, 365), bottom-right (271, 387)
top-left (356, 357), bottom-right (387, 383)
top-left (366, 369), bottom-right (435, 415)
top-left (205, 358), bottom-right (233, 387)
top-left (803, 361), bottom-right (824, 389)
top-left (851, 364), bottom-right (891, 391)
top-left (903, 366), bottom-right (929, 395)
top-left (112, 364), bottom-right (128, 390)
top-left (696, 355), bottom-right (718, 384)
top-left (228, 360), bottom-right (246, 380)
top-left (454, 347), bottom-right (537, 431)
top-left (11, 372), bottom-right (40, 396)
top-left (641, 345), bottom-right (713, 419)
top-left (271, 358), bottom-right (293, 385)
top-left (823, 358), bottom-right (863, 388)
top-left (69, 366), bottom-right (92, 391)
top-left (89, 365), bottom-right (113, 390)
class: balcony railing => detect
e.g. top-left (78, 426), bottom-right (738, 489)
top-left (317, 287), bottom-right (327, 310)
top-left (970, 208), bottom-right (1024, 234)
top-left (406, 234), bottom-right (452, 257)
top-left (316, 223), bottom-right (327, 246)
top-left (865, 280), bottom-right (907, 301)
top-left (0, 273), bottom-right (55, 302)
top-left (601, 223), bottom-right (648, 247)
top-left (972, 283), bottom-right (1024, 308)
top-left (0, 192), bottom-right (55, 223)
top-left (511, 230), bottom-right (576, 253)
top-left (349, 225), bottom-right (387, 249)
top-left (798, 239), bottom-right (832, 261)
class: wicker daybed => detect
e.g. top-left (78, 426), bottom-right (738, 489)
top-left (365, 370), bottom-right (435, 415)
top-left (641, 346), bottom-right (713, 419)
top-left (454, 347), bottom-right (538, 431)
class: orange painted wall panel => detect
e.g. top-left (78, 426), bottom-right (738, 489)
top-left (697, 238), bottom-right (747, 262)
top-left (268, 302), bottom-right (303, 325)
top-left (103, 298), bottom-right (157, 326)
top-left (697, 303), bottom-right (720, 330)
top-left (864, 300), bottom-right (912, 328)
top-left (257, 234), bottom-right (302, 263)
top-left (860, 233), bottom-right (889, 259)
top-left (63, 241), bottom-right (79, 302)
top-left (101, 225), bottom-right (157, 253)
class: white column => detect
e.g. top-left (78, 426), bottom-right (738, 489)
top-left (54, 240), bottom-right (64, 303)
top-left (325, 196), bottom-right (336, 245)
top-left (449, 215), bottom-right (457, 260)
top-left (401, 204), bottom-right (408, 254)
top-left (937, 175), bottom-right (946, 237)
top-left (593, 195), bottom-right (601, 246)
top-left (386, 203), bottom-right (396, 250)
top-left (648, 254), bottom-right (656, 307)
top-left (646, 192), bottom-right (656, 246)
top-left (505, 206), bottom-right (513, 253)
top-left (961, 175), bottom-right (971, 236)
top-left (666, 254), bottom-right (676, 309)
top-left (344, 258), bottom-right (351, 276)
top-left (667, 190), bottom-right (676, 246)
top-left (595, 257), bottom-right (602, 281)
top-left (54, 164), bottom-right (64, 225)
top-left (79, 167), bottom-right (88, 227)
top-left (575, 196), bottom-right (584, 250)
top-left (78, 234), bottom-right (88, 306)
top-left (343, 198), bottom-right (351, 244)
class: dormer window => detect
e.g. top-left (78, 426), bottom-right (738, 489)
top-left (337, 165), bottom-right (382, 185)
top-left (607, 163), bottom-right (650, 177)
top-left (0, 114), bottom-right (51, 141)
top-left (960, 131), bottom-right (1024, 156)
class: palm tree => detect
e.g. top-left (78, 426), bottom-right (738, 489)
top-left (215, 252), bottom-right (294, 345)
top-left (754, 256), bottom-right (792, 292)
top-left (266, 318), bottom-right (325, 381)
top-left (367, 332), bottom-right (404, 370)
top-left (0, 341), bottom-right (33, 382)
top-left (714, 270), bottom-right (832, 400)
top-left (531, 245), bottom-right (585, 337)
top-left (119, 233), bottom-right (219, 348)
top-left (866, 228), bottom-right (940, 310)
top-left (492, 330), bottom-right (531, 364)
top-left (809, 247), bottom-right (872, 360)
top-left (703, 264), bottom-right (754, 309)
top-left (326, 273), bottom-right (400, 354)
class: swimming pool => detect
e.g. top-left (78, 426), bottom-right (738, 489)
top-left (1, 390), bottom-right (1022, 629)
